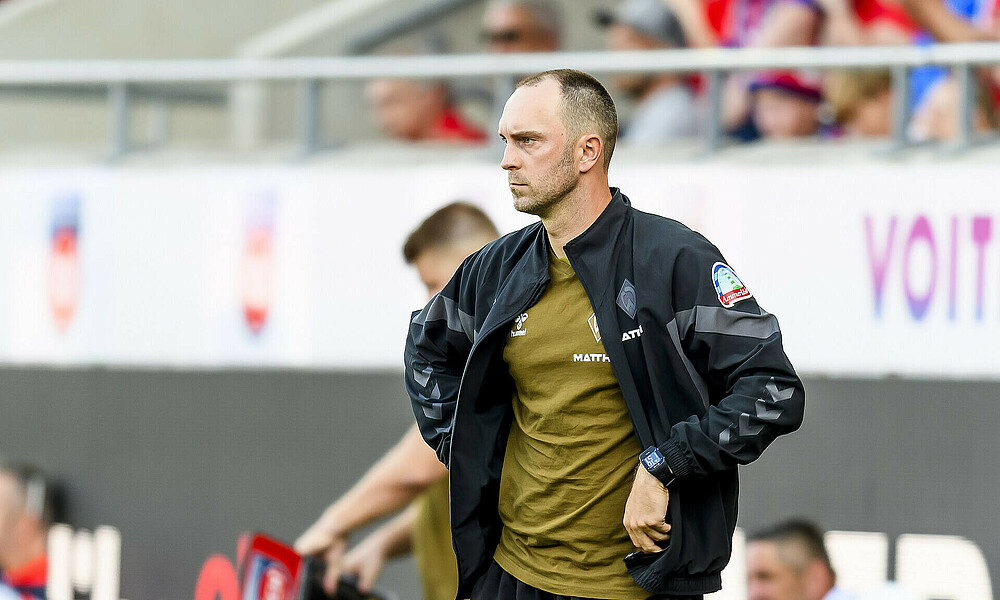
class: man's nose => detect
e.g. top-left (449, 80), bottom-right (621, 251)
top-left (500, 144), bottom-right (519, 170)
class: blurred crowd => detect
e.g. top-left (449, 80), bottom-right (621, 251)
top-left (365, 0), bottom-right (1000, 146)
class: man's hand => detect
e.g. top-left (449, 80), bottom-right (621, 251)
top-left (623, 464), bottom-right (671, 553)
top-left (337, 531), bottom-right (392, 594)
top-left (293, 517), bottom-right (349, 595)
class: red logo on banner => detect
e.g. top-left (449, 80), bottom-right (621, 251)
top-left (257, 564), bottom-right (290, 600)
top-left (240, 195), bottom-right (275, 335)
top-left (48, 196), bottom-right (81, 333)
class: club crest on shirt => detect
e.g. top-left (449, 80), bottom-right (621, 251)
top-left (510, 312), bottom-right (529, 337)
top-left (588, 312), bottom-right (601, 343)
top-left (712, 262), bottom-right (752, 308)
top-left (617, 279), bottom-right (637, 319)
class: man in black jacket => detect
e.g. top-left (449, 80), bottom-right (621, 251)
top-left (405, 69), bottom-right (805, 600)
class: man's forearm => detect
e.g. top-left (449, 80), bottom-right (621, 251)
top-left (904, 0), bottom-right (1000, 42)
top-left (318, 425), bottom-right (447, 535)
top-left (368, 503), bottom-right (419, 559)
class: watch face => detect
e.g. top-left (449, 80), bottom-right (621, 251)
top-left (642, 449), bottom-right (664, 470)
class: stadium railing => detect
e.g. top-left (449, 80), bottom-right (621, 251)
top-left (1, 43), bottom-right (998, 159)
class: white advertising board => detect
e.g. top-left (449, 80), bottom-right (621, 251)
top-left (0, 163), bottom-right (997, 377)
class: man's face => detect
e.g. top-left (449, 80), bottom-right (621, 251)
top-left (746, 541), bottom-right (809, 600)
top-left (0, 473), bottom-right (23, 561)
top-left (482, 4), bottom-right (557, 53)
top-left (413, 246), bottom-right (473, 299)
top-left (606, 24), bottom-right (661, 97)
top-left (498, 78), bottom-right (579, 217)
top-left (366, 79), bottom-right (442, 141)
top-left (753, 89), bottom-right (819, 138)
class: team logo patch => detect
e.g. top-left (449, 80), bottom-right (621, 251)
top-left (712, 262), bottom-right (752, 308)
top-left (617, 279), bottom-right (637, 319)
top-left (588, 313), bottom-right (601, 343)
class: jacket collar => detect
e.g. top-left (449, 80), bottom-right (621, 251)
top-left (561, 187), bottom-right (631, 304)
top-left (488, 188), bottom-right (630, 328)
top-left (563, 187), bottom-right (629, 258)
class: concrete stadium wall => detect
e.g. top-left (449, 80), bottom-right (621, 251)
top-left (0, 368), bottom-right (996, 599)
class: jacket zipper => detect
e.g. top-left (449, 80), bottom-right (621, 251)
top-left (448, 280), bottom-right (547, 467)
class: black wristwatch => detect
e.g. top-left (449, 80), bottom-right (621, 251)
top-left (639, 445), bottom-right (676, 487)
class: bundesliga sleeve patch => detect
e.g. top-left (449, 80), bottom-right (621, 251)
top-left (712, 262), bottom-right (752, 308)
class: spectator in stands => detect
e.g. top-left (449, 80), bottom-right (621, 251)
top-left (660, 0), bottom-right (919, 50)
top-left (295, 203), bottom-right (500, 600)
top-left (824, 69), bottom-right (894, 137)
top-left (365, 79), bottom-right (487, 144)
top-left (481, 0), bottom-right (561, 53)
top-left (597, 0), bottom-right (701, 144)
top-left (750, 71), bottom-right (824, 138)
top-left (909, 75), bottom-right (1000, 140)
top-left (0, 463), bottom-right (59, 600)
top-left (716, 0), bottom-right (825, 138)
top-left (901, 0), bottom-right (999, 139)
top-left (746, 519), bottom-right (847, 600)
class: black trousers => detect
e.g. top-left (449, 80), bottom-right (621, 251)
top-left (469, 560), bottom-right (705, 600)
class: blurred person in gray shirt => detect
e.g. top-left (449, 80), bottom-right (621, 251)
top-left (598, 0), bottom-right (700, 145)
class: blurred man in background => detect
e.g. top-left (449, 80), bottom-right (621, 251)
top-left (599, 0), bottom-right (700, 145)
top-left (746, 520), bottom-right (847, 600)
top-left (295, 203), bottom-right (500, 600)
top-left (366, 79), bottom-right (487, 143)
top-left (482, 0), bottom-right (561, 53)
top-left (0, 464), bottom-right (59, 600)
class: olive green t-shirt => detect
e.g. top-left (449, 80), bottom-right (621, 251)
top-left (412, 477), bottom-right (459, 600)
top-left (494, 252), bottom-right (646, 599)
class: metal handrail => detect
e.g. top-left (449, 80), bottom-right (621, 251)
top-left (1, 43), bottom-right (998, 159)
top-left (1, 43), bottom-right (999, 83)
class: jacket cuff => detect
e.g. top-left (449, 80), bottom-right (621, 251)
top-left (659, 439), bottom-right (694, 480)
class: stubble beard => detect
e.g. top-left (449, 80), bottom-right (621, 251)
top-left (511, 145), bottom-right (579, 218)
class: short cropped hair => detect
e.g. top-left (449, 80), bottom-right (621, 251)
top-left (749, 519), bottom-right (835, 581)
top-left (1, 462), bottom-right (65, 528)
top-left (403, 202), bottom-right (500, 263)
top-left (516, 69), bottom-right (618, 171)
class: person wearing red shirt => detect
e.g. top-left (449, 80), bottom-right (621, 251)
top-left (365, 78), bottom-right (487, 144)
top-left (0, 464), bottom-right (59, 600)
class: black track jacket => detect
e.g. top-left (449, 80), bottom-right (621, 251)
top-left (405, 189), bottom-right (805, 597)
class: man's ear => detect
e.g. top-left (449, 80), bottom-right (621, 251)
top-left (578, 133), bottom-right (603, 174)
top-left (802, 559), bottom-right (835, 600)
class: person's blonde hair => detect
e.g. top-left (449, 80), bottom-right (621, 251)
top-left (824, 69), bottom-right (892, 125)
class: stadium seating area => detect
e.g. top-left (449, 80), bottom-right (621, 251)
top-left (0, 0), bottom-right (996, 159)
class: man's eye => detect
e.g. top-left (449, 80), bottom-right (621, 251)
top-left (522, 138), bottom-right (534, 145)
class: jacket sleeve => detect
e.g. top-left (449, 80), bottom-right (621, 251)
top-left (403, 255), bottom-right (479, 468)
top-left (658, 239), bottom-right (805, 480)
